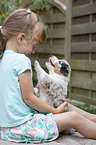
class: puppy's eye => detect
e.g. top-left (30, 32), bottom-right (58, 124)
top-left (59, 61), bottom-right (61, 64)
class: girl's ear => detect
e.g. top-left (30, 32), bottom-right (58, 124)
top-left (17, 33), bottom-right (25, 43)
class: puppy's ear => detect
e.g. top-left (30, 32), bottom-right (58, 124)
top-left (60, 63), bottom-right (68, 76)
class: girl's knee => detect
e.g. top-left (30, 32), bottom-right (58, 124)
top-left (69, 111), bottom-right (78, 117)
top-left (69, 111), bottom-right (84, 128)
top-left (69, 111), bottom-right (81, 123)
top-left (54, 111), bottom-right (82, 132)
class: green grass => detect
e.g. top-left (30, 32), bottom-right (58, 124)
top-left (68, 101), bottom-right (96, 114)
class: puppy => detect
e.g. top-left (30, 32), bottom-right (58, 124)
top-left (34, 55), bottom-right (71, 108)
top-left (34, 56), bottom-right (75, 135)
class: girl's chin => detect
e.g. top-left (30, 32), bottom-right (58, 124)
top-left (26, 52), bottom-right (35, 56)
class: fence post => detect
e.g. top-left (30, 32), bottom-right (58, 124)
top-left (64, 0), bottom-right (72, 98)
top-left (64, 0), bottom-right (72, 61)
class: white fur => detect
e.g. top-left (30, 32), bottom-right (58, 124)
top-left (34, 56), bottom-right (71, 108)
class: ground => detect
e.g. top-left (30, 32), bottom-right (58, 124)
top-left (0, 132), bottom-right (96, 145)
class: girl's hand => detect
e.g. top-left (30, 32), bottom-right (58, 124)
top-left (55, 101), bottom-right (68, 114)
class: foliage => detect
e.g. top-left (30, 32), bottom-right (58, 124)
top-left (25, 0), bottom-right (52, 32)
top-left (0, 0), bottom-right (22, 25)
top-left (0, 0), bottom-right (52, 27)
top-left (32, 0), bottom-right (52, 12)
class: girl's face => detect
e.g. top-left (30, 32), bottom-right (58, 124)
top-left (17, 34), bottom-right (40, 56)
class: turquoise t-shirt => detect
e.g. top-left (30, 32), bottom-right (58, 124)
top-left (0, 50), bottom-right (35, 127)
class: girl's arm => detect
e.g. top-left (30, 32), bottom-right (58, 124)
top-left (19, 70), bottom-right (68, 114)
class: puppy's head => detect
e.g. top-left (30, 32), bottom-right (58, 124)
top-left (46, 56), bottom-right (71, 78)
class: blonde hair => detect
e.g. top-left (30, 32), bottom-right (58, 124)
top-left (0, 9), bottom-right (46, 58)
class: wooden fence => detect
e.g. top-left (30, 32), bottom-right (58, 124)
top-left (26, 0), bottom-right (96, 107)
top-left (68, 0), bottom-right (96, 106)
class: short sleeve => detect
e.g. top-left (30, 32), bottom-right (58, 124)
top-left (13, 54), bottom-right (32, 76)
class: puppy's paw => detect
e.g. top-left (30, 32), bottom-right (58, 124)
top-left (34, 88), bottom-right (40, 97)
top-left (34, 60), bottom-right (40, 69)
top-left (34, 60), bottom-right (39, 66)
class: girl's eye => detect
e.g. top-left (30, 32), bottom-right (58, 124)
top-left (59, 61), bottom-right (61, 64)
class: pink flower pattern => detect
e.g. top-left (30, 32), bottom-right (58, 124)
top-left (1, 113), bottom-right (59, 143)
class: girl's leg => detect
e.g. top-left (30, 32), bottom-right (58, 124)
top-left (54, 111), bottom-right (96, 139)
top-left (68, 103), bottom-right (96, 123)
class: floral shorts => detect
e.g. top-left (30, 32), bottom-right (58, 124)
top-left (1, 113), bottom-right (59, 143)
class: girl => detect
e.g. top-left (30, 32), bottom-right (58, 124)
top-left (0, 9), bottom-right (96, 143)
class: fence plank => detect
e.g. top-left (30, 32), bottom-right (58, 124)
top-left (72, 22), bottom-right (96, 35)
top-left (35, 44), bottom-right (64, 55)
top-left (40, 13), bottom-right (65, 23)
top-left (64, 0), bottom-right (72, 61)
top-left (70, 59), bottom-right (96, 71)
top-left (70, 93), bottom-right (96, 105)
top-left (72, 2), bottom-right (96, 17)
top-left (50, 0), bottom-right (66, 14)
top-left (71, 42), bottom-right (96, 52)
top-left (47, 28), bottom-right (65, 38)
top-left (71, 77), bottom-right (96, 91)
